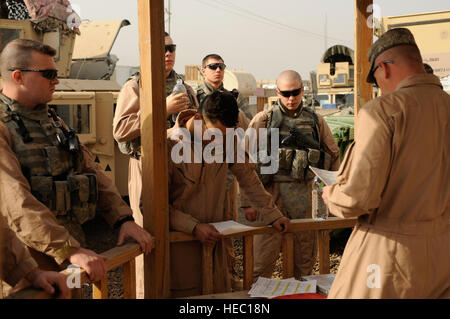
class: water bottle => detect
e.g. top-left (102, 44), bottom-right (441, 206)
top-left (172, 79), bottom-right (187, 94)
top-left (171, 79), bottom-right (187, 123)
top-left (312, 176), bottom-right (328, 220)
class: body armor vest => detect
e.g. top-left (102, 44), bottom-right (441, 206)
top-left (0, 95), bottom-right (98, 245)
top-left (117, 70), bottom-right (196, 157)
top-left (259, 101), bottom-right (331, 185)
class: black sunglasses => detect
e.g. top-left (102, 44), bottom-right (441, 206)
top-left (206, 63), bottom-right (226, 71)
top-left (165, 44), bottom-right (176, 53)
top-left (9, 68), bottom-right (58, 80)
top-left (372, 60), bottom-right (394, 76)
top-left (278, 87), bottom-right (302, 98)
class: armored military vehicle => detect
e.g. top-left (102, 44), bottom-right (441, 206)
top-left (315, 44), bottom-right (355, 110)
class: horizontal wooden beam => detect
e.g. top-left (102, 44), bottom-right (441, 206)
top-left (7, 243), bottom-right (142, 299)
top-left (169, 217), bottom-right (357, 243)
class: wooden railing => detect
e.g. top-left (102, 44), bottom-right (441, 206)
top-left (7, 217), bottom-right (357, 299)
top-left (7, 242), bottom-right (141, 299)
top-left (170, 217), bottom-right (358, 295)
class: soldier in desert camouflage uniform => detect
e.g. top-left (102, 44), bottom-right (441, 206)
top-left (0, 39), bottom-right (153, 289)
top-left (242, 70), bottom-right (340, 280)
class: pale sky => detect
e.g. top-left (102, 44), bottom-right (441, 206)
top-left (71, 0), bottom-right (449, 80)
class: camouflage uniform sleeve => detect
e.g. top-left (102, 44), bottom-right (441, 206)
top-left (80, 145), bottom-right (132, 227)
top-left (113, 78), bottom-right (141, 143)
top-left (237, 92), bottom-right (253, 120)
top-left (1, 217), bottom-right (39, 287)
top-left (0, 123), bottom-right (81, 265)
top-left (185, 83), bottom-right (199, 109)
top-left (317, 114), bottom-right (341, 170)
top-left (230, 163), bottom-right (283, 225)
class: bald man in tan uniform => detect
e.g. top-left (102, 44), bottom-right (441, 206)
top-left (243, 70), bottom-right (340, 280)
top-left (323, 28), bottom-right (450, 298)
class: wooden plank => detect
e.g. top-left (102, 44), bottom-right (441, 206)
top-left (243, 236), bottom-right (254, 290)
top-left (93, 277), bottom-right (108, 299)
top-left (202, 245), bottom-right (214, 295)
top-left (354, 0), bottom-right (374, 116)
top-left (170, 231), bottom-right (198, 243)
top-left (71, 288), bottom-right (82, 299)
top-left (102, 243), bottom-right (142, 270)
top-left (8, 243), bottom-right (142, 299)
top-left (137, 0), bottom-right (170, 299)
top-left (187, 290), bottom-right (253, 299)
top-left (317, 230), bottom-right (331, 274)
top-left (170, 217), bottom-right (357, 243)
top-left (281, 233), bottom-right (294, 279)
top-left (123, 259), bottom-right (136, 299)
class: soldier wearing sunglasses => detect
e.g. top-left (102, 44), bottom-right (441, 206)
top-left (0, 39), bottom-right (154, 294)
top-left (113, 32), bottom-right (198, 298)
top-left (197, 54), bottom-right (253, 121)
top-left (195, 54), bottom-right (253, 289)
top-left (241, 70), bottom-right (340, 281)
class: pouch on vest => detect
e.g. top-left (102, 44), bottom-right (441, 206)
top-left (291, 150), bottom-right (308, 181)
top-left (278, 148), bottom-right (294, 170)
top-left (307, 148), bottom-right (321, 166)
top-left (87, 173), bottom-right (98, 203)
top-left (68, 175), bottom-right (96, 225)
top-left (322, 152), bottom-right (332, 170)
top-left (30, 176), bottom-right (54, 208)
top-left (45, 146), bottom-right (72, 176)
top-left (54, 181), bottom-right (71, 215)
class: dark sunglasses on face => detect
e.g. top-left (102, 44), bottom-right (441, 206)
top-left (206, 63), bottom-right (226, 71)
top-left (278, 87), bottom-right (302, 98)
top-left (165, 44), bottom-right (176, 53)
top-left (8, 68), bottom-right (58, 80)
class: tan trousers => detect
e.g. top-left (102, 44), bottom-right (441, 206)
top-left (253, 181), bottom-right (317, 281)
top-left (223, 178), bottom-right (238, 277)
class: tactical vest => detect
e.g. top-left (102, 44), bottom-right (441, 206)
top-left (117, 71), bottom-right (197, 157)
top-left (0, 95), bottom-right (98, 245)
top-left (259, 101), bottom-right (331, 185)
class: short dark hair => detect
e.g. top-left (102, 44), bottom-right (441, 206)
top-left (198, 90), bottom-right (238, 127)
top-left (202, 54), bottom-right (224, 67)
top-left (0, 39), bottom-right (56, 78)
top-left (165, 31), bottom-right (169, 36)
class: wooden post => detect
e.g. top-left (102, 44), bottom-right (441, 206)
top-left (317, 230), bottom-right (331, 274)
top-left (123, 259), bottom-right (137, 299)
top-left (137, 0), bottom-right (170, 298)
top-left (243, 236), bottom-right (254, 290)
top-left (93, 277), bottom-right (108, 299)
top-left (202, 245), bottom-right (214, 295)
top-left (71, 288), bottom-right (82, 299)
top-left (281, 233), bottom-right (294, 279)
top-left (354, 0), bottom-right (374, 116)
